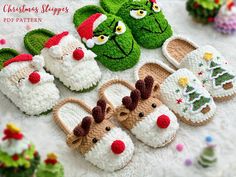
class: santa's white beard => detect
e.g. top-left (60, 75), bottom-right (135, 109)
top-left (131, 105), bottom-right (179, 148)
top-left (84, 127), bottom-right (134, 172)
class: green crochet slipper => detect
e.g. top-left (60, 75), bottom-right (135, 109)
top-left (73, 5), bottom-right (140, 71)
top-left (100, 0), bottom-right (173, 48)
top-left (0, 48), bottom-right (19, 70)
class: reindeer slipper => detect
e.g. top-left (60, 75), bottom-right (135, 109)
top-left (99, 76), bottom-right (179, 148)
top-left (0, 48), bottom-right (59, 115)
top-left (101, 0), bottom-right (173, 49)
top-left (24, 29), bottom-right (101, 92)
top-left (135, 60), bottom-right (217, 126)
top-left (162, 36), bottom-right (236, 100)
top-left (73, 5), bottom-right (140, 71)
top-left (53, 98), bottom-right (134, 172)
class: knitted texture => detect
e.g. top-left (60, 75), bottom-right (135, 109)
top-left (214, 2), bottom-right (236, 34)
top-left (25, 29), bottom-right (101, 92)
top-left (198, 146), bottom-right (217, 168)
top-left (0, 49), bottom-right (59, 115)
top-left (53, 98), bottom-right (134, 172)
top-left (101, 0), bottom-right (173, 48)
top-left (99, 78), bottom-right (179, 148)
top-left (0, 48), bottom-right (19, 70)
top-left (186, 0), bottom-right (223, 24)
top-left (73, 5), bottom-right (140, 71)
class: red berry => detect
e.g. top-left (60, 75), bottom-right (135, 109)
top-left (215, 0), bottom-right (220, 4)
top-left (156, 115), bottom-right (170, 129)
top-left (207, 17), bottom-right (215, 23)
top-left (12, 154), bottom-right (19, 161)
top-left (193, 2), bottom-right (199, 8)
top-left (111, 140), bottom-right (125, 155)
top-left (73, 49), bottom-right (84, 61)
top-left (28, 72), bottom-right (41, 84)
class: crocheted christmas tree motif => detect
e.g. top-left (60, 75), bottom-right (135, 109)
top-left (36, 153), bottom-right (64, 177)
top-left (186, 0), bottom-right (223, 23)
top-left (0, 123), bottom-right (40, 177)
top-left (208, 60), bottom-right (235, 90)
top-left (179, 77), bottom-right (211, 114)
top-left (198, 145), bottom-right (217, 168)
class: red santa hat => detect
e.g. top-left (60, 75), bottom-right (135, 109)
top-left (3, 54), bottom-right (33, 68)
top-left (44, 31), bottom-right (69, 48)
top-left (77, 13), bottom-right (107, 48)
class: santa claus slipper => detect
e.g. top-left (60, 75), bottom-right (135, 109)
top-left (162, 36), bottom-right (236, 101)
top-left (99, 76), bottom-right (179, 148)
top-left (52, 98), bottom-right (134, 172)
top-left (0, 48), bottom-right (60, 115)
top-left (73, 5), bottom-right (140, 71)
top-left (24, 28), bottom-right (101, 92)
top-left (135, 60), bottom-right (217, 126)
top-left (100, 0), bottom-right (173, 49)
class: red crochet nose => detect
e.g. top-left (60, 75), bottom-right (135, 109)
top-left (111, 140), bottom-right (125, 155)
top-left (73, 49), bottom-right (84, 60)
top-left (156, 114), bottom-right (170, 129)
top-left (28, 72), bottom-right (41, 84)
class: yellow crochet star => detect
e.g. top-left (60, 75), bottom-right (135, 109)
top-left (6, 123), bottom-right (21, 133)
top-left (47, 153), bottom-right (58, 160)
top-left (203, 52), bottom-right (213, 61)
top-left (178, 77), bottom-right (189, 87)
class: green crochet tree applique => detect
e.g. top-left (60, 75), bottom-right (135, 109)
top-left (198, 145), bottom-right (217, 168)
top-left (186, 0), bottom-right (223, 23)
top-left (101, 0), bottom-right (173, 48)
top-left (74, 5), bottom-right (140, 71)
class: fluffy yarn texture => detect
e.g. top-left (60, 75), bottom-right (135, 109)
top-left (101, 0), bottom-right (173, 48)
top-left (73, 5), bottom-right (140, 71)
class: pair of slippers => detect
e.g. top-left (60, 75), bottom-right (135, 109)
top-left (0, 30), bottom-right (101, 115)
top-left (73, 0), bottom-right (173, 71)
top-left (53, 75), bottom-right (179, 172)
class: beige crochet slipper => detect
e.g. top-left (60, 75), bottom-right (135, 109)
top-left (135, 60), bottom-right (216, 126)
top-left (53, 98), bottom-right (134, 172)
top-left (99, 76), bottom-right (179, 148)
top-left (162, 36), bottom-right (236, 101)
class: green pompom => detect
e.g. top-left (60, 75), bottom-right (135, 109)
top-left (101, 0), bottom-right (173, 48)
top-left (36, 163), bottom-right (64, 177)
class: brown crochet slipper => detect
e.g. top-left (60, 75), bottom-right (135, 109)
top-left (99, 76), bottom-right (179, 148)
top-left (162, 36), bottom-right (236, 101)
top-left (135, 60), bottom-right (216, 126)
top-left (53, 98), bottom-right (134, 172)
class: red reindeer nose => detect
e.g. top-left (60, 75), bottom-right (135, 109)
top-left (73, 49), bottom-right (84, 60)
top-left (111, 140), bottom-right (125, 155)
top-left (28, 72), bottom-right (40, 84)
top-left (156, 115), bottom-right (170, 129)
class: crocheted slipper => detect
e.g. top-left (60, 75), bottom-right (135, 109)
top-left (24, 28), bottom-right (101, 92)
top-left (73, 5), bottom-right (140, 71)
top-left (162, 36), bottom-right (236, 100)
top-left (0, 48), bottom-right (59, 115)
top-left (53, 98), bottom-right (134, 172)
top-left (99, 76), bottom-right (179, 148)
top-left (100, 0), bottom-right (173, 49)
top-left (135, 60), bottom-right (216, 126)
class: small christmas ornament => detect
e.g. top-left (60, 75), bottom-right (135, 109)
top-left (176, 144), bottom-right (184, 152)
top-left (215, 0), bottom-right (236, 34)
top-left (186, 0), bottom-right (223, 24)
top-left (198, 145), bottom-right (217, 167)
top-left (0, 123), bottom-right (40, 177)
top-left (36, 153), bottom-right (64, 177)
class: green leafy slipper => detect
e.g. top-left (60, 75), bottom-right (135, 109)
top-left (100, 0), bottom-right (173, 48)
top-left (24, 29), bottom-right (101, 91)
top-left (0, 48), bottom-right (59, 116)
top-left (0, 123), bottom-right (40, 177)
top-left (73, 5), bottom-right (140, 71)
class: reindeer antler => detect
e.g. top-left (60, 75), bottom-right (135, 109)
top-left (135, 75), bottom-right (154, 99)
top-left (92, 99), bottom-right (106, 123)
top-left (122, 89), bottom-right (140, 111)
top-left (73, 116), bottom-right (92, 137)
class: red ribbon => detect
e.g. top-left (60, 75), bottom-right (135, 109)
top-left (2, 129), bottom-right (23, 141)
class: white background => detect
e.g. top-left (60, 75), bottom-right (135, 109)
top-left (0, 0), bottom-right (236, 176)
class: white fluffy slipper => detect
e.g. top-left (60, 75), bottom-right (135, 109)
top-left (53, 98), bottom-right (134, 172)
top-left (135, 60), bottom-right (216, 126)
top-left (99, 76), bottom-right (179, 148)
top-left (24, 29), bottom-right (101, 92)
top-left (162, 35), bottom-right (236, 100)
top-left (0, 48), bottom-right (60, 115)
